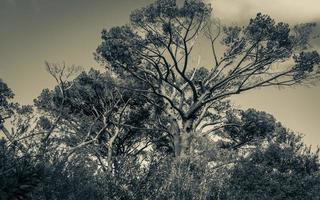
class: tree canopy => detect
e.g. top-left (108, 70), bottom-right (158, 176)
top-left (96, 0), bottom-right (320, 157)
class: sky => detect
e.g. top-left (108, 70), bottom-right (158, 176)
top-left (0, 0), bottom-right (319, 147)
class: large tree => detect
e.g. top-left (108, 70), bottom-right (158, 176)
top-left (96, 0), bottom-right (320, 157)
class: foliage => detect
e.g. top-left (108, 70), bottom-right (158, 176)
top-left (0, 140), bottom-right (41, 199)
top-left (225, 132), bottom-right (320, 200)
top-left (0, 79), bottom-right (14, 114)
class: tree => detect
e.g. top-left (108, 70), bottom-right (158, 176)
top-left (95, 0), bottom-right (320, 157)
top-left (0, 79), bottom-right (15, 143)
top-left (34, 65), bottom-right (164, 172)
top-left (225, 131), bottom-right (320, 200)
top-left (0, 79), bottom-right (32, 153)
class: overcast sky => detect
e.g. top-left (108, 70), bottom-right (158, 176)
top-left (212, 0), bottom-right (320, 23)
top-left (0, 0), bottom-right (319, 147)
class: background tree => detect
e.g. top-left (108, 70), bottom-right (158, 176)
top-left (0, 80), bottom-right (53, 199)
top-left (224, 131), bottom-right (320, 200)
top-left (34, 65), bottom-right (166, 172)
top-left (0, 79), bottom-right (16, 144)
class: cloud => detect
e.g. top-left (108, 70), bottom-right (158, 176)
top-left (209, 0), bottom-right (320, 24)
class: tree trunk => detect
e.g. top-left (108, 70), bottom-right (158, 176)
top-left (173, 118), bottom-right (194, 158)
top-left (107, 142), bottom-right (113, 173)
top-left (106, 129), bottom-right (119, 173)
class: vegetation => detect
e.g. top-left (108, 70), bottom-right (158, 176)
top-left (1, 0), bottom-right (320, 199)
